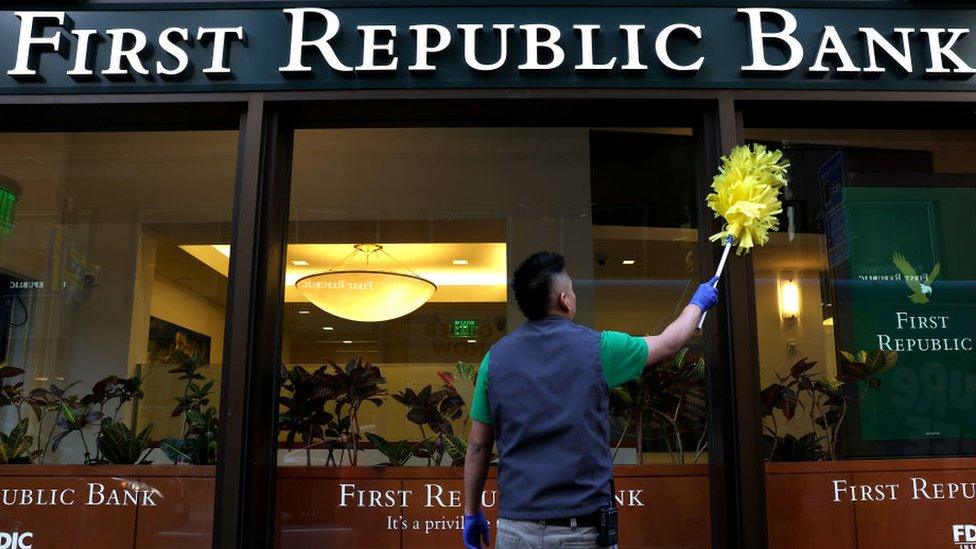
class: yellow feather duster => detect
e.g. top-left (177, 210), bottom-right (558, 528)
top-left (706, 144), bottom-right (789, 255)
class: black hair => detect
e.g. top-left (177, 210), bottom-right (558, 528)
top-left (512, 251), bottom-right (566, 320)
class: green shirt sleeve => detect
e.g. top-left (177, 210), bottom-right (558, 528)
top-left (469, 352), bottom-right (492, 424)
top-left (600, 331), bottom-right (649, 388)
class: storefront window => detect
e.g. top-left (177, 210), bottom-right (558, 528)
top-left (748, 126), bottom-right (976, 548)
top-left (268, 127), bottom-right (712, 547)
top-left (0, 130), bottom-right (237, 547)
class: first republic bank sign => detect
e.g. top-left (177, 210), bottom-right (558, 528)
top-left (5, 5), bottom-right (976, 93)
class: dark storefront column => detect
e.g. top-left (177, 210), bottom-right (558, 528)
top-left (214, 94), bottom-right (293, 549)
top-left (696, 95), bottom-right (768, 549)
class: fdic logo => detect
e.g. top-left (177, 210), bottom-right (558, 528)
top-left (0, 532), bottom-right (32, 549)
top-left (955, 524), bottom-right (976, 548)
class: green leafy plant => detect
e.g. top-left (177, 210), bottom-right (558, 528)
top-left (392, 372), bottom-right (465, 466)
top-left (443, 434), bottom-right (468, 466)
top-left (0, 370), bottom-right (151, 465)
top-left (27, 382), bottom-right (81, 463)
top-left (96, 418), bottom-right (154, 465)
top-left (167, 349), bottom-right (212, 435)
top-left (77, 374), bottom-right (146, 463)
top-left (764, 432), bottom-right (827, 462)
top-left (161, 407), bottom-right (218, 465)
top-left (322, 415), bottom-right (353, 466)
top-left (0, 366), bottom-right (26, 421)
top-left (172, 380), bottom-right (214, 420)
top-left (363, 432), bottom-right (417, 467)
top-left (761, 350), bottom-right (898, 461)
top-left (610, 348), bottom-right (708, 464)
top-left (279, 364), bottom-right (334, 466)
top-left (321, 357), bottom-right (387, 466)
top-left (168, 348), bottom-right (209, 383)
top-left (0, 419), bottom-right (39, 464)
top-left (454, 361), bottom-right (479, 385)
top-left (610, 375), bottom-right (650, 462)
top-left (81, 375), bottom-right (144, 423)
top-left (51, 402), bottom-right (103, 463)
top-left (159, 348), bottom-right (220, 465)
top-left (837, 350), bottom-right (898, 388)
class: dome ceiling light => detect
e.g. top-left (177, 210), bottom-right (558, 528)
top-left (295, 243), bottom-right (437, 322)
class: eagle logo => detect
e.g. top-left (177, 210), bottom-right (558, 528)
top-left (891, 252), bottom-right (940, 304)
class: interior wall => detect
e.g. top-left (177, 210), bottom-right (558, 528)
top-left (135, 271), bottom-right (226, 438)
top-left (0, 131), bottom-right (236, 461)
top-left (754, 266), bottom-right (835, 438)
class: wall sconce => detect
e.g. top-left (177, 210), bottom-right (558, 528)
top-left (779, 274), bottom-right (800, 319)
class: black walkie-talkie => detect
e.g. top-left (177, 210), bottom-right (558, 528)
top-left (597, 478), bottom-right (618, 547)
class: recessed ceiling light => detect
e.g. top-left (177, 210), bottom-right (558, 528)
top-left (298, 310), bottom-right (310, 315)
top-left (341, 340), bottom-right (352, 344)
top-left (452, 259), bottom-right (469, 266)
top-left (322, 326), bottom-right (334, 331)
top-left (622, 259), bottom-right (636, 265)
top-left (467, 339), bottom-right (477, 344)
top-left (292, 260), bottom-right (309, 266)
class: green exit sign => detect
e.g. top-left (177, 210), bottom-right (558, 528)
top-left (0, 187), bottom-right (16, 233)
top-left (452, 320), bottom-right (478, 338)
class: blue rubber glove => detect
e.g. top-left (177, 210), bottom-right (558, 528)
top-left (690, 276), bottom-right (719, 312)
top-left (463, 511), bottom-right (490, 549)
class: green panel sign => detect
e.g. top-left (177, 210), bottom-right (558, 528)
top-left (844, 186), bottom-right (976, 440)
top-left (0, 187), bottom-right (15, 233)
top-left (452, 320), bottom-right (478, 339)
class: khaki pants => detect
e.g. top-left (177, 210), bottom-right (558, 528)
top-left (495, 517), bottom-right (618, 549)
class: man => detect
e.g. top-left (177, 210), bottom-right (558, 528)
top-left (461, 251), bottom-right (719, 549)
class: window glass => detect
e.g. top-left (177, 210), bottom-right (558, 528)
top-left (0, 131), bottom-right (237, 547)
top-left (749, 127), bottom-right (976, 548)
top-left (273, 127), bottom-right (712, 548)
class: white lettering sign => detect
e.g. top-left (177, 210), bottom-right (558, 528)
top-left (0, 483), bottom-right (159, 508)
top-left (0, 532), bottom-right (32, 549)
top-left (7, 8), bottom-right (976, 83)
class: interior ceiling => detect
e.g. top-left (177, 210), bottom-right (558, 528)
top-left (154, 242), bottom-right (229, 306)
top-left (752, 232), bottom-right (828, 272)
top-left (591, 226), bottom-right (699, 279)
top-left (181, 241), bottom-right (509, 303)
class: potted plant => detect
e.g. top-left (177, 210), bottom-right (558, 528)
top-left (278, 357), bottom-right (387, 466)
top-left (391, 371), bottom-right (465, 466)
top-left (609, 347), bottom-right (708, 464)
top-left (760, 349), bottom-right (897, 461)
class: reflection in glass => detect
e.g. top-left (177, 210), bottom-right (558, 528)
top-left (273, 127), bottom-right (712, 548)
top-left (751, 129), bottom-right (976, 461)
top-left (0, 130), bottom-right (236, 547)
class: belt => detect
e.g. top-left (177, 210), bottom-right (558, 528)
top-left (542, 511), bottom-right (601, 528)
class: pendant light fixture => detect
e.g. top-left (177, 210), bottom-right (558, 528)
top-left (295, 244), bottom-right (437, 322)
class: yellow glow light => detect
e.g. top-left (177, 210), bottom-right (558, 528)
top-left (780, 278), bottom-right (800, 319)
top-left (181, 242), bottom-right (507, 304)
top-left (295, 244), bottom-right (438, 322)
top-left (297, 269), bottom-right (438, 322)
